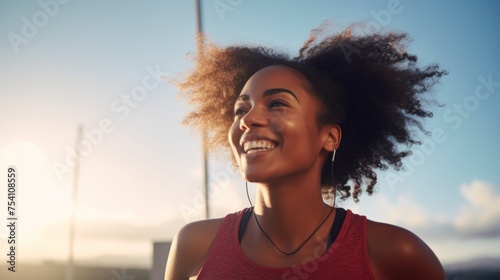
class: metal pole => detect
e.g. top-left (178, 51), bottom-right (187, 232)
top-left (67, 125), bottom-right (83, 280)
top-left (195, 0), bottom-right (209, 220)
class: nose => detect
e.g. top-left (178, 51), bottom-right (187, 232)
top-left (239, 107), bottom-right (268, 130)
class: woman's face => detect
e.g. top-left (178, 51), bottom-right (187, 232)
top-left (228, 65), bottom-right (334, 183)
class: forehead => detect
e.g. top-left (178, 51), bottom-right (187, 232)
top-left (240, 65), bottom-right (310, 95)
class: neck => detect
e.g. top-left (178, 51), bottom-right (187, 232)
top-left (251, 174), bottom-right (331, 250)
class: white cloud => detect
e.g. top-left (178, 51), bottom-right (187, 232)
top-left (355, 180), bottom-right (500, 240)
top-left (454, 180), bottom-right (500, 238)
top-left (374, 195), bottom-right (428, 228)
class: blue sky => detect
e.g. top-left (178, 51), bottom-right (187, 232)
top-left (0, 0), bottom-right (499, 269)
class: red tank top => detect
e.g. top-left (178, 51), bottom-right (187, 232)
top-left (197, 208), bottom-right (376, 279)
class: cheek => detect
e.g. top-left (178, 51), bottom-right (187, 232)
top-left (269, 112), bottom-right (307, 139)
top-left (269, 113), bottom-right (287, 133)
top-left (269, 111), bottom-right (300, 135)
top-left (280, 118), bottom-right (320, 153)
top-left (228, 123), bottom-right (241, 161)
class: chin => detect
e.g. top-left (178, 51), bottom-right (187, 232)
top-left (241, 167), bottom-right (286, 184)
top-left (241, 172), bottom-right (264, 183)
top-left (240, 168), bottom-right (271, 183)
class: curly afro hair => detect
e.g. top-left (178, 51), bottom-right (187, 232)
top-left (177, 23), bottom-right (447, 202)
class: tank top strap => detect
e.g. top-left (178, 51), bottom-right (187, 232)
top-left (238, 207), bottom-right (253, 242)
top-left (327, 207), bottom-right (347, 247)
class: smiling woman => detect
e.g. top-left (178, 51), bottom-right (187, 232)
top-left (166, 23), bottom-right (447, 280)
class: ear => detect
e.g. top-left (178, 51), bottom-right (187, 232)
top-left (322, 125), bottom-right (341, 152)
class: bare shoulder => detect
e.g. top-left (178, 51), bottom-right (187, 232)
top-left (366, 219), bottom-right (446, 280)
top-left (164, 218), bottom-right (225, 280)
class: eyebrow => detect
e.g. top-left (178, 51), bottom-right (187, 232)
top-left (236, 88), bottom-right (300, 103)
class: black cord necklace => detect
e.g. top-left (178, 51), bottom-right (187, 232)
top-left (246, 182), bottom-right (334, 256)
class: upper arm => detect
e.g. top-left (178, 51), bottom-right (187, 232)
top-left (164, 219), bottom-right (223, 280)
top-left (367, 220), bottom-right (446, 280)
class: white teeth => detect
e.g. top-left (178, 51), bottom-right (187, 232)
top-left (243, 140), bottom-right (276, 154)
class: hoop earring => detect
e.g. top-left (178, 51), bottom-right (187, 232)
top-left (331, 150), bottom-right (337, 207)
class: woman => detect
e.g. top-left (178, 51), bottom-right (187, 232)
top-left (165, 23), bottom-right (447, 279)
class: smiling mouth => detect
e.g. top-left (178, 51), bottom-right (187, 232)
top-left (243, 140), bottom-right (277, 154)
